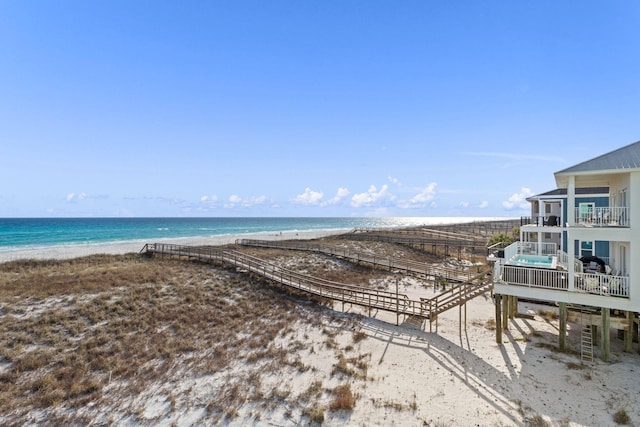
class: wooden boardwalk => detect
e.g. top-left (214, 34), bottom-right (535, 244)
top-left (348, 219), bottom-right (520, 257)
top-left (235, 238), bottom-right (480, 283)
top-left (344, 231), bottom-right (486, 257)
top-left (141, 243), bottom-right (494, 329)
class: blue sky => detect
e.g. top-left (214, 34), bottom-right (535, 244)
top-left (1, 1), bottom-right (639, 218)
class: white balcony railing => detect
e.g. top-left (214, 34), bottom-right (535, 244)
top-left (497, 266), bottom-right (630, 298)
top-left (574, 206), bottom-right (630, 227)
top-left (577, 273), bottom-right (630, 298)
top-left (503, 241), bottom-right (558, 262)
top-left (499, 265), bottom-right (569, 291)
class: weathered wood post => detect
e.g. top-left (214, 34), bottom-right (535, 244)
top-left (601, 307), bottom-right (610, 362)
top-left (502, 295), bottom-right (509, 330)
top-left (396, 276), bottom-right (399, 326)
top-left (624, 311), bottom-right (633, 352)
top-left (495, 294), bottom-right (502, 344)
top-left (558, 303), bottom-right (567, 351)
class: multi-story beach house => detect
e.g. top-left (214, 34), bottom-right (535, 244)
top-left (491, 140), bottom-right (640, 361)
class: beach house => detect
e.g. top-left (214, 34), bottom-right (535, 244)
top-left (491, 140), bottom-right (640, 361)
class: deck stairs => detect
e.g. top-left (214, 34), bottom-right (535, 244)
top-left (422, 268), bottom-right (493, 321)
top-left (580, 308), bottom-right (595, 364)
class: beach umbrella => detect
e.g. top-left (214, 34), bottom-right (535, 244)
top-left (579, 255), bottom-right (606, 269)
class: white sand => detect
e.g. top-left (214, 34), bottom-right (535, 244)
top-left (85, 273), bottom-right (638, 426)
top-left (93, 294), bottom-right (640, 426)
top-left (3, 230), bottom-right (639, 426)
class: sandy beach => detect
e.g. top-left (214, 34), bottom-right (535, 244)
top-left (1, 230), bottom-right (639, 426)
top-left (0, 229), bottom-right (343, 264)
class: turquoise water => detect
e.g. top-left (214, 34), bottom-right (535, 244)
top-left (510, 254), bottom-right (556, 268)
top-left (0, 217), bottom-right (493, 253)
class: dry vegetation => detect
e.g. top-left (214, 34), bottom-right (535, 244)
top-left (0, 253), bottom-right (362, 424)
top-left (0, 231), bottom-right (499, 425)
top-left (1, 237), bottom-right (444, 425)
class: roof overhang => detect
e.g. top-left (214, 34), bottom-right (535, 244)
top-left (554, 169), bottom-right (627, 189)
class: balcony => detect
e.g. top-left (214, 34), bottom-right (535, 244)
top-left (520, 215), bottom-right (562, 227)
top-left (496, 265), bottom-right (630, 298)
top-left (574, 206), bottom-right (630, 227)
top-left (495, 241), bottom-right (630, 299)
top-left (577, 272), bottom-right (629, 298)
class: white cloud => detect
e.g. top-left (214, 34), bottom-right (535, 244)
top-left (200, 195), bottom-right (218, 203)
top-left (225, 194), bottom-right (268, 209)
top-left (478, 200), bottom-right (489, 209)
top-left (245, 195), bottom-right (267, 206)
top-left (292, 188), bottom-right (324, 206)
top-left (460, 201), bottom-right (470, 208)
top-left (502, 187), bottom-right (534, 210)
top-left (388, 176), bottom-right (401, 186)
top-left (325, 187), bottom-right (350, 206)
top-left (66, 192), bottom-right (87, 202)
top-left (401, 182), bottom-right (437, 208)
top-left (224, 195), bottom-right (242, 208)
top-left (350, 184), bottom-right (393, 208)
top-left (412, 183), bottom-right (437, 203)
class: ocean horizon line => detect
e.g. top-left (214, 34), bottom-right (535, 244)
top-left (0, 216), bottom-right (517, 255)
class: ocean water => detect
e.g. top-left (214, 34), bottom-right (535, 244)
top-left (0, 217), bottom-right (499, 253)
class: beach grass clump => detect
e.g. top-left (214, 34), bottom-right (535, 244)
top-left (302, 404), bottom-right (326, 424)
top-left (525, 414), bottom-right (551, 427)
top-left (536, 310), bottom-right (558, 322)
top-left (352, 331), bottom-right (367, 343)
top-left (329, 383), bottom-right (356, 411)
top-left (484, 318), bottom-right (497, 330)
top-left (613, 408), bottom-right (631, 425)
top-left (332, 352), bottom-right (370, 380)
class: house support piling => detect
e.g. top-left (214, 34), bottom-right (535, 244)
top-left (559, 303), bottom-right (567, 351)
top-left (502, 295), bottom-right (509, 330)
top-left (509, 296), bottom-right (517, 318)
top-left (624, 311), bottom-right (633, 352)
top-left (495, 294), bottom-right (502, 344)
top-left (601, 307), bottom-right (610, 362)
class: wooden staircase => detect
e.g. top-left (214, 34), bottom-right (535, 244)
top-left (581, 308), bottom-right (595, 364)
top-left (422, 268), bottom-right (493, 318)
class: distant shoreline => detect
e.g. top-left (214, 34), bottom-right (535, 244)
top-left (0, 228), bottom-right (345, 263)
top-left (0, 216), bottom-right (517, 263)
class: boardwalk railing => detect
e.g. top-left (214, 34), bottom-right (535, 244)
top-left (141, 243), bottom-right (494, 325)
top-left (341, 231), bottom-right (491, 257)
top-left (235, 239), bottom-right (480, 283)
top-left (352, 227), bottom-right (481, 242)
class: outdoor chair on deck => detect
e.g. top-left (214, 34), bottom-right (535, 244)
top-left (545, 215), bottom-right (558, 226)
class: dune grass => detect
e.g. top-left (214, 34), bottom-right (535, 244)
top-left (0, 236), bottom-right (472, 425)
top-left (0, 254), bottom-right (352, 424)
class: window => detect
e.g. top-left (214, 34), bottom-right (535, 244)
top-left (580, 241), bottom-right (593, 258)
